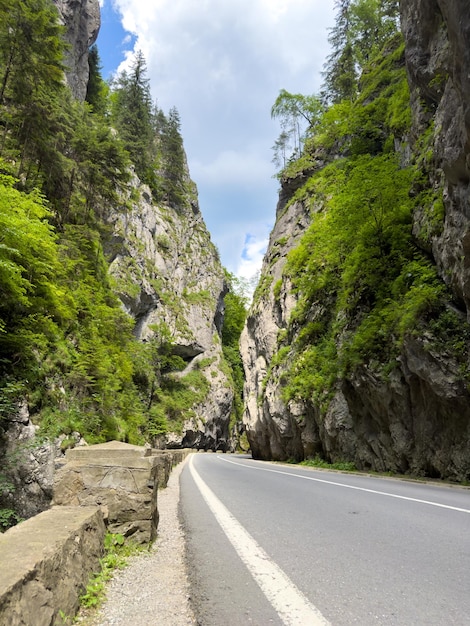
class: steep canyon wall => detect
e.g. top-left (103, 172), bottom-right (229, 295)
top-left (107, 174), bottom-right (233, 451)
top-left (53, 0), bottom-right (100, 100)
top-left (241, 1), bottom-right (470, 481)
top-left (0, 0), bottom-right (232, 522)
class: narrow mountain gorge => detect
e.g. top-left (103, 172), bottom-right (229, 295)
top-left (241, 0), bottom-right (470, 481)
top-left (1, 0), bottom-right (470, 532)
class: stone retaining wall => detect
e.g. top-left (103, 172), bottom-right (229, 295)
top-left (0, 442), bottom-right (192, 625)
top-left (53, 443), bottom-right (191, 543)
top-left (0, 506), bottom-right (105, 626)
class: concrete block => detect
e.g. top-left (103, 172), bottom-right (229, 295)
top-left (0, 506), bottom-right (105, 626)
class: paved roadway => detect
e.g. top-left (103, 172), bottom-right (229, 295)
top-left (179, 453), bottom-right (470, 626)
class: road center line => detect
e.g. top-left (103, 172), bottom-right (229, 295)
top-left (189, 455), bottom-right (331, 626)
top-left (217, 456), bottom-right (470, 514)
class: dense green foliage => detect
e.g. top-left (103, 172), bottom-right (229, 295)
top-left (322, 0), bottom-right (400, 103)
top-left (266, 0), bottom-right (470, 416)
top-left (282, 150), bottom-right (446, 410)
top-left (0, 0), bottom-right (232, 461)
top-left (0, 462), bottom-right (22, 531)
top-left (110, 55), bottom-right (188, 207)
top-left (0, 0), bottom-right (71, 208)
top-left (86, 45), bottom-right (109, 116)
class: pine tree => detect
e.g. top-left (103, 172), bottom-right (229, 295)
top-left (322, 0), bottom-right (357, 104)
top-left (0, 0), bottom-right (66, 105)
top-left (86, 44), bottom-right (108, 116)
top-left (160, 106), bottom-right (186, 208)
top-left (350, 0), bottom-right (389, 68)
top-left (110, 50), bottom-right (154, 183)
top-left (0, 0), bottom-right (68, 182)
top-left (69, 100), bottom-right (130, 219)
top-left (322, 0), bottom-right (400, 104)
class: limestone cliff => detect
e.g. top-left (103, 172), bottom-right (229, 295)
top-left (241, 3), bottom-right (470, 481)
top-left (49, 0), bottom-right (232, 450)
top-left (107, 174), bottom-right (233, 451)
top-left (53, 0), bottom-right (101, 100)
top-left (0, 0), bottom-right (233, 525)
top-left (401, 0), bottom-right (470, 313)
top-left (241, 182), bottom-right (311, 461)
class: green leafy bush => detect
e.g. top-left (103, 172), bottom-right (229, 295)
top-left (221, 274), bottom-right (248, 424)
top-left (80, 533), bottom-right (144, 609)
top-left (301, 457), bottom-right (356, 472)
top-left (0, 508), bottom-right (22, 532)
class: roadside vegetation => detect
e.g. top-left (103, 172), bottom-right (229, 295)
top-left (300, 457), bottom-right (357, 472)
top-left (79, 534), bottom-right (144, 611)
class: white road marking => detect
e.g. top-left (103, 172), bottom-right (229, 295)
top-left (189, 455), bottom-right (331, 626)
top-left (217, 456), bottom-right (470, 514)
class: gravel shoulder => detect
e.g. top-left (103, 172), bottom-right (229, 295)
top-left (77, 456), bottom-right (196, 626)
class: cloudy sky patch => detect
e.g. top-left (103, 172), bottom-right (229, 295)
top-left (191, 149), bottom-right (273, 188)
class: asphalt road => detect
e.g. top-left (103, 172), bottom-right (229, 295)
top-left (179, 453), bottom-right (470, 626)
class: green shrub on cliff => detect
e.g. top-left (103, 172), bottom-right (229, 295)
top-left (265, 17), bottom-right (470, 416)
top-left (222, 273), bottom-right (248, 423)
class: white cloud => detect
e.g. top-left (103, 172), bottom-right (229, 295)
top-left (112, 0), bottom-right (333, 98)
top-left (191, 149), bottom-right (273, 188)
top-left (237, 234), bottom-right (269, 282)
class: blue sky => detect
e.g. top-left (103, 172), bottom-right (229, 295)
top-left (96, 1), bottom-right (335, 285)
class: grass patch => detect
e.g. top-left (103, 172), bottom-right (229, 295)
top-left (300, 456), bottom-right (356, 472)
top-left (79, 533), bottom-right (145, 612)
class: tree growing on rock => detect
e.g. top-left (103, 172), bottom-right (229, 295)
top-left (322, 0), bottom-right (400, 104)
top-left (110, 50), bottom-right (155, 184)
top-left (271, 89), bottom-right (323, 165)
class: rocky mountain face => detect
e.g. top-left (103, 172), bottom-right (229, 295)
top-left (241, 184), bottom-right (311, 461)
top-left (2, 177), bottom-right (232, 521)
top-left (402, 0), bottom-right (470, 312)
top-left (108, 174), bottom-right (233, 451)
top-left (1, 0), bottom-right (102, 522)
top-left (49, 0), bottom-right (233, 451)
top-left (241, 2), bottom-right (470, 481)
top-left (53, 0), bottom-right (100, 100)
top-left (1, 0), bottom-right (233, 522)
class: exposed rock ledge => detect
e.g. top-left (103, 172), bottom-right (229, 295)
top-left (240, 1), bottom-right (470, 481)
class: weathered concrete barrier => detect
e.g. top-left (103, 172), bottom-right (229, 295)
top-left (53, 442), bottom-right (192, 543)
top-left (0, 442), bottom-right (192, 625)
top-left (0, 506), bottom-right (105, 626)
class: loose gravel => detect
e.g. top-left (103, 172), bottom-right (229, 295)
top-left (77, 456), bottom-right (196, 626)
